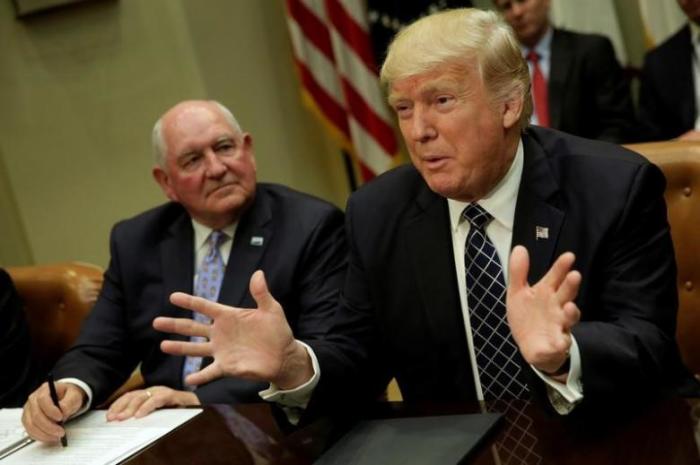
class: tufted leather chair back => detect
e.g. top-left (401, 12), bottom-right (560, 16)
top-left (626, 141), bottom-right (700, 375)
top-left (6, 262), bottom-right (103, 376)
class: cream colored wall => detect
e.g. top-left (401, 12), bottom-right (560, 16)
top-left (0, 0), bottom-right (349, 267)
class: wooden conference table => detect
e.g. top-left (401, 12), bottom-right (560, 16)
top-left (123, 397), bottom-right (700, 465)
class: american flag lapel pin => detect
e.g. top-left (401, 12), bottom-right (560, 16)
top-left (250, 236), bottom-right (264, 246)
top-left (535, 226), bottom-right (549, 240)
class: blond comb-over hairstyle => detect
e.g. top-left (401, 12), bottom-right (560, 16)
top-left (380, 8), bottom-right (532, 130)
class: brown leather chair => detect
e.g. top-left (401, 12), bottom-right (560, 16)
top-left (6, 262), bottom-right (103, 375)
top-left (6, 262), bottom-right (143, 404)
top-left (626, 140), bottom-right (700, 377)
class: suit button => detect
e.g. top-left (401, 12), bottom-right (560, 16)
top-left (683, 186), bottom-right (692, 197)
top-left (684, 281), bottom-right (694, 291)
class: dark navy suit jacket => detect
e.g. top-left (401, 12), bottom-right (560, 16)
top-left (310, 127), bottom-right (694, 414)
top-left (639, 25), bottom-right (696, 141)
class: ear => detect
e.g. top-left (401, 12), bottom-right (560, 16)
top-left (502, 95), bottom-right (524, 130)
top-left (152, 166), bottom-right (179, 202)
top-left (242, 132), bottom-right (257, 171)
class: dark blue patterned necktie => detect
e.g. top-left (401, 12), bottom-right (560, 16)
top-left (463, 204), bottom-right (529, 400)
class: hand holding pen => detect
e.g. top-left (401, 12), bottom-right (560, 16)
top-left (47, 373), bottom-right (68, 447)
top-left (21, 377), bottom-right (84, 444)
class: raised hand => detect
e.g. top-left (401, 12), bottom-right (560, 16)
top-left (154, 270), bottom-right (313, 390)
top-left (506, 245), bottom-right (581, 375)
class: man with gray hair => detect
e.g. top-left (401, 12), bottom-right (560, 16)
top-left (155, 8), bottom-right (695, 417)
top-left (22, 100), bottom-right (347, 443)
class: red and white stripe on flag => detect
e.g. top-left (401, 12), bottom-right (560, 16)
top-left (285, 0), bottom-right (398, 182)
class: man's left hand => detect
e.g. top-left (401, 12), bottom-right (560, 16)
top-left (506, 245), bottom-right (581, 375)
top-left (105, 386), bottom-right (199, 421)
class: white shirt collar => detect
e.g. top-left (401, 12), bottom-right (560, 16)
top-left (521, 26), bottom-right (553, 61)
top-left (690, 21), bottom-right (700, 48)
top-left (447, 139), bottom-right (524, 231)
top-left (192, 219), bottom-right (237, 251)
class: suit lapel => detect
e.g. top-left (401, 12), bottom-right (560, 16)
top-left (513, 130), bottom-right (565, 284)
top-left (403, 185), bottom-right (470, 367)
top-left (548, 29), bottom-right (570, 130)
top-left (160, 208), bottom-right (195, 349)
top-left (218, 188), bottom-right (272, 307)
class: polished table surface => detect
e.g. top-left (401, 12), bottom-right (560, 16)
top-left (123, 397), bottom-right (700, 465)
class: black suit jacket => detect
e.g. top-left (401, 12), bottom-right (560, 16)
top-left (310, 127), bottom-right (692, 413)
top-left (1, 269), bottom-right (39, 407)
top-left (548, 28), bottom-right (637, 143)
top-left (638, 25), bottom-right (696, 141)
top-left (54, 183), bottom-right (347, 406)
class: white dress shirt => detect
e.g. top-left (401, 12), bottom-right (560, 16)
top-left (690, 22), bottom-right (700, 130)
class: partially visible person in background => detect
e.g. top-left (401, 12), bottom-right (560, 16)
top-left (638, 0), bottom-right (700, 141)
top-left (0, 268), bottom-right (38, 407)
top-left (494, 0), bottom-right (637, 143)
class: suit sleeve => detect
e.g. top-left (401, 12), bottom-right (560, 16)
top-left (306, 197), bottom-right (393, 414)
top-left (638, 54), bottom-right (674, 142)
top-left (53, 225), bottom-right (141, 405)
top-left (0, 269), bottom-right (38, 407)
top-left (572, 162), bottom-right (684, 405)
top-left (585, 36), bottom-right (637, 143)
top-left (290, 205), bottom-right (348, 344)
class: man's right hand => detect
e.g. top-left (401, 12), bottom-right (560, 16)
top-left (154, 270), bottom-right (314, 390)
top-left (22, 382), bottom-right (85, 443)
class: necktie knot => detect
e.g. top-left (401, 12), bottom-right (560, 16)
top-left (527, 50), bottom-right (540, 63)
top-left (205, 230), bottom-right (227, 260)
top-left (463, 204), bottom-right (492, 230)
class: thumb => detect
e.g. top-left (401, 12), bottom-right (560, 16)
top-left (508, 245), bottom-right (530, 293)
top-left (58, 384), bottom-right (85, 417)
top-left (249, 270), bottom-right (276, 311)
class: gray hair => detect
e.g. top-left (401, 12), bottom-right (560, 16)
top-left (380, 8), bottom-right (532, 130)
top-left (151, 100), bottom-right (243, 167)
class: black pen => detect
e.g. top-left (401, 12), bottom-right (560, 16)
top-left (47, 373), bottom-right (68, 447)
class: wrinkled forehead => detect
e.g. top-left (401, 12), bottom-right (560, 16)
top-left (164, 107), bottom-right (239, 153)
top-left (387, 61), bottom-right (482, 103)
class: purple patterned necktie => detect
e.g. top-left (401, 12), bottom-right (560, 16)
top-left (182, 230), bottom-right (227, 389)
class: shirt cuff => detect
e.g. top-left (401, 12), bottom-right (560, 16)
top-left (530, 336), bottom-right (584, 415)
top-left (259, 340), bottom-right (320, 408)
top-left (57, 378), bottom-right (92, 417)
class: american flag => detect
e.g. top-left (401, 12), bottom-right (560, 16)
top-left (284, 0), bottom-right (399, 182)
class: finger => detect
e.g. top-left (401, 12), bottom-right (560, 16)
top-left (113, 391), bottom-right (148, 421)
top-left (36, 383), bottom-right (64, 422)
top-left (170, 292), bottom-right (225, 320)
top-left (134, 391), bottom-right (163, 419)
top-left (185, 362), bottom-right (223, 387)
top-left (106, 391), bottom-right (135, 421)
top-left (160, 339), bottom-right (213, 357)
top-left (508, 245), bottom-right (530, 293)
top-left (153, 316), bottom-right (209, 338)
top-left (561, 301), bottom-right (581, 330)
top-left (249, 270), bottom-right (277, 311)
top-left (555, 270), bottom-right (581, 304)
top-left (22, 388), bottom-right (65, 442)
top-left (541, 251), bottom-right (576, 290)
top-left (58, 383), bottom-right (85, 418)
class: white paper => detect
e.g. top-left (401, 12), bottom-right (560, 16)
top-left (0, 408), bottom-right (201, 464)
top-left (0, 409), bottom-right (26, 451)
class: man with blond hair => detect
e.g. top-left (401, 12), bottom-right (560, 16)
top-left (22, 100), bottom-right (347, 443)
top-left (155, 9), bottom-right (695, 416)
